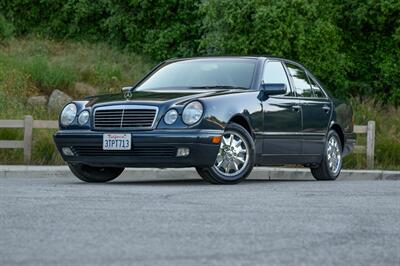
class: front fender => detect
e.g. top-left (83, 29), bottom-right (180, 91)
top-left (196, 90), bottom-right (263, 132)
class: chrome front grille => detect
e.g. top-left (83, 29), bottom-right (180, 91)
top-left (94, 105), bottom-right (157, 129)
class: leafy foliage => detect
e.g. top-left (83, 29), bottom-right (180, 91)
top-left (0, 0), bottom-right (399, 103)
top-left (0, 14), bottom-right (14, 42)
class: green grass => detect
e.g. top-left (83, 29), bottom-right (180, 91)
top-left (0, 37), bottom-right (399, 168)
top-left (343, 98), bottom-right (400, 170)
top-left (0, 37), bottom-right (153, 164)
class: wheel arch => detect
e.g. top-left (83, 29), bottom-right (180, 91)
top-left (330, 123), bottom-right (345, 150)
top-left (228, 114), bottom-right (254, 139)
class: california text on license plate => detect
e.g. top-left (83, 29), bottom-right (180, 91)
top-left (103, 133), bottom-right (131, 150)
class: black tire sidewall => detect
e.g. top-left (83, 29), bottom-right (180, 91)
top-left (68, 163), bottom-right (124, 183)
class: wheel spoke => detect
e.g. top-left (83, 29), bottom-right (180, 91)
top-left (232, 161), bottom-right (239, 171)
top-left (222, 136), bottom-right (229, 146)
top-left (234, 138), bottom-right (243, 148)
top-left (216, 154), bottom-right (223, 164)
top-left (235, 156), bottom-right (245, 164)
top-left (224, 161), bottom-right (231, 173)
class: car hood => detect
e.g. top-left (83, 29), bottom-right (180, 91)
top-left (84, 89), bottom-right (247, 108)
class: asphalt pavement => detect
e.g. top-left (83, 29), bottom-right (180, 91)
top-left (0, 176), bottom-right (399, 266)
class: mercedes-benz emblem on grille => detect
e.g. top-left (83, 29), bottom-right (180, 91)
top-left (124, 91), bottom-right (132, 100)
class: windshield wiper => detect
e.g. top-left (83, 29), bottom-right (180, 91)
top-left (190, 85), bottom-right (248, 90)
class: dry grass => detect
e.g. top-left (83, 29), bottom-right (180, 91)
top-left (343, 97), bottom-right (400, 170)
top-left (0, 37), bottom-right (153, 164)
top-left (0, 38), bottom-right (399, 168)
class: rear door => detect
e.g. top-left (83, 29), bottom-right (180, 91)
top-left (301, 74), bottom-right (332, 155)
top-left (261, 60), bottom-right (302, 161)
top-left (285, 62), bottom-right (331, 156)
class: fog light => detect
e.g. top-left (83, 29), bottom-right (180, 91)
top-left (62, 147), bottom-right (74, 156)
top-left (176, 147), bottom-right (190, 157)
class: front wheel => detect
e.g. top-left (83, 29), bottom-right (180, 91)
top-left (68, 163), bottom-right (124, 183)
top-left (311, 130), bottom-right (342, 180)
top-left (196, 123), bottom-right (255, 184)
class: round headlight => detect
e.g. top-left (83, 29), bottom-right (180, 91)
top-left (78, 110), bottom-right (90, 125)
top-left (182, 101), bottom-right (203, 125)
top-left (164, 109), bottom-right (178, 125)
top-left (60, 103), bottom-right (77, 126)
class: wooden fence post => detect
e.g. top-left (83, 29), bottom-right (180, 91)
top-left (23, 115), bottom-right (33, 164)
top-left (366, 120), bottom-right (375, 169)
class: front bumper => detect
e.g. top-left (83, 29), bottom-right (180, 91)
top-left (54, 129), bottom-right (223, 168)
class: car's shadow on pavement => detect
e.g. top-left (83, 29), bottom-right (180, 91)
top-left (63, 178), bottom-right (315, 186)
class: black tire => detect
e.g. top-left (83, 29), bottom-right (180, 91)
top-left (311, 130), bottom-right (342, 181)
top-left (68, 163), bottom-right (124, 183)
top-left (196, 122), bottom-right (255, 184)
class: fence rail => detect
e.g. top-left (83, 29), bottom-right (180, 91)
top-left (0, 116), bottom-right (376, 167)
top-left (0, 116), bottom-right (58, 164)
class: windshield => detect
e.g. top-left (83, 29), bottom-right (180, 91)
top-left (136, 59), bottom-right (256, 91)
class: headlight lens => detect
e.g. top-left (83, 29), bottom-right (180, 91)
top-left (164, 109), bottom-right (178, 125)
top-left (78, 110), bottom-right (90, 125)
top-left (60, 103), bottom-right (77, 126)
top-left (182, 101), bottom-right (203, 125)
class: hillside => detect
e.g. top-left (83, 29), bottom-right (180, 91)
top-left (0, 38), bottom-right (399, 168)
top-left (0, 38), bottom-right (152, 164)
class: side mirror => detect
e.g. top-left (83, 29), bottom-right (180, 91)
top-left (261, 83), bottom-right (287, 96)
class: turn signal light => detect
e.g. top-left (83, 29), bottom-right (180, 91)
top-left (211, 136), bottom-right (221, 144)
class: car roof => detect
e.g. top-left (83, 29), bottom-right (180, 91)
top-left (164, 55), bottom-right (261, 62)
top-left (164, 55), bottom-right (305, 68)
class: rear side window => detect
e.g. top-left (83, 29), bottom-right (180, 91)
top-left (285, 63), bottom-right (313, 97)
top-left (262, 61), bottom-right (292, 96)
top-left (308, 75), bottom-right (326, 98)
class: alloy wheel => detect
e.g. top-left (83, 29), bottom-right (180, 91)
top-left (212, 131), bottom-right (250, 177)
top-left (326, 135), bottom-right (342, 175)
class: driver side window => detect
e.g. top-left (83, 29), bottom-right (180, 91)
top-left (262, 61), bottom-right (292, 96)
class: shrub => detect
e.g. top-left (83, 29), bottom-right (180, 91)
top-left (0, 14), bottom-right (14, 42)
top-left (198, 0), bottom-right (348, 96)
top-left (18, 56), bottom-right (76, 95)
top-left (1, 0), bottom-right (400, 103)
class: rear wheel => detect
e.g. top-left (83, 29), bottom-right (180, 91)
top-left (196, 123), bottom-right (255, 184)
top-left (311, 130), bottom-right (342, 180)
top-left (68, 163), bottom-right (124, 183)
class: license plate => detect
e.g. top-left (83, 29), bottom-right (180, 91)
top-left (103, 134), bottom-right (131, 150)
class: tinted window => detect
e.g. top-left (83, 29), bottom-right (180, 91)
top-left (286, 63), bottom-right (313, 97)
top-left (262, 61), bottom-right (292, 96)
top-left (136, 59), bottom-right (256, 90)
top-left (308, 75), bottom-right (326, 98)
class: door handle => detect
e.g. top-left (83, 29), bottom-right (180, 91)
top-left (322, 105), bottom-right (331, 113)
top-left (292, 105), bottom-right (301, 112)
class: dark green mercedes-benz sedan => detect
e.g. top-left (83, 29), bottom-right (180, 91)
top-left (54, 56), bottom-right (355, 184)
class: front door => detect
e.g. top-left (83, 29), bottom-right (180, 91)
top-left (260, 61), bottom-right (302, 163)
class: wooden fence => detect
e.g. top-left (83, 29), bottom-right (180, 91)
top-left (0, 116), bottom-right (58, 164)
top-left (353, 121), bottom-right (376, 169)
top-left (0, 116), bottom-right (376, 167)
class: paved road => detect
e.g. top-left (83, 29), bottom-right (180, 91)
top-left (0, 176), bottom-right (399, 266)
